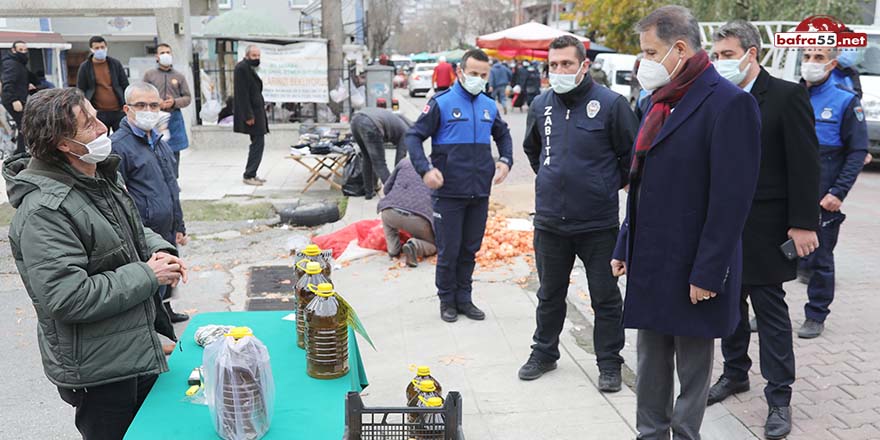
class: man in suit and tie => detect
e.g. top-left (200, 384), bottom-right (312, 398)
top-left (707, 20), bottom-right (821, 440)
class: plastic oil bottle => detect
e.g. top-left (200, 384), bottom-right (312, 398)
top-left (305, 283), bottom-right (349, 379)
top-left (295, 262), bottom-right (329, 349)
top-left (411, 396), bottom-right (445, 439)
top-left (294, 244), bottom-right (332, 285)
top-left (406, 366), bottom-right (442, 408)
top-left (407, 380), bottom-right (441, 423)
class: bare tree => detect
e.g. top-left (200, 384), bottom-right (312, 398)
top-left (460, 0), bottom-right (514, 39)
top-left (367, 0), bottom-right (402, 57)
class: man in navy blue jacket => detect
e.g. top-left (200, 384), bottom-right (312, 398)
top-left (519, 35), bottom-right (638, 392)
top-left (406, 48), bottom-right (514, 323)
top-left (112, 82), bottom-right (189, 324)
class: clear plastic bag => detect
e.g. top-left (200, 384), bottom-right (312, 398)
top-left (203, 330), bottom-right (275, 440)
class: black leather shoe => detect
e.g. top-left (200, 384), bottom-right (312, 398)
top-left (457, 302), bottom-right (485, 320)
top-left (707, 377), bottom-right (750, 405)
top-left (402, 242), bottom-right (418, 268)
top-left (598, 368), bottom-right (622, 393)
top-left (798, 319), bottom-right (824, 339)
top-left (765, 406), bottom-right (792, 439)
top-left (518, 356), bottom-right (557, 381)
top-left (164, 302), bottom-right (190, 323)
top-left (440, 303), bottom-right (458, 323)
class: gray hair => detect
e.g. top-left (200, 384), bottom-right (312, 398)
top-left (124, 81), bottom-right (160, 104)
top-left (713, 20), bottom-right (762, 52)
top-left (245, 44), bottom-right (260, 56)
top-left (636, 5), bottom-right (701, 51)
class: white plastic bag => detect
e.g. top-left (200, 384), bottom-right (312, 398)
top-left (203, 329), bottom-right (275, 440)
top-left (200, 99), bottom-right (222, 124)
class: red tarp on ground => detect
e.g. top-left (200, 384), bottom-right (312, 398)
top-left (312, 219), bottom-right (412, 258)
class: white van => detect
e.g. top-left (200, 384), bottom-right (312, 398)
top-left (594, 53), bottom-right (638, 97)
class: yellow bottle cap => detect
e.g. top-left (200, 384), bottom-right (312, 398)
top-left (416, 366), bottom-right (431, 376)
top-left (224, 326), bottom-right (253, 340)
top-left (303, 244), bottom-right (321, 256)
top-left (309, 282), bottom-right (336, 297)
top-left (418, 380), bottom-right (436, 392)
top-left (304, 261), bottom-right (323, 275)
top-left (426, 397), bottom-right (443, 407)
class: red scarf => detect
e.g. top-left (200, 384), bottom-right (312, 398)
top-left (630, 50), bottom-right (711, 181)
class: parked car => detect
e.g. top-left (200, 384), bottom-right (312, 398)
top-left (408, 63), bottom-right (437, 97)
top-left (594, 53), bottom-right (637, 98)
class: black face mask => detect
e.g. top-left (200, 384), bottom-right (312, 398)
top-left (13, 51), bottom-right (28, 64)
top-left (247, 58), bottom-right (260, 68)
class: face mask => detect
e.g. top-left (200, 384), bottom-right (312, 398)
top-left (247, 58), bottom-right (260, 68)
top-left (801, 61), bottom-right (831, 83)
top-left (158, 53), bottom-right (173, 66)
top-left (837, 50), bottom-right (859, 68)
top-left (461, 74), bottom-right (487, 95)
top-left (93, 49), bottom-right (108, 61)
top-left (714, 51), bottom-right (751, 86)
top-left (549, 63), bottom-right (584, 94)
top-left (637, 44), bottom-right (682, 92)
top-left (14, 51), bottom-right (28, 64)
top-left (133, 111), bottom-right (161, 131)
top-left (68, 133), bottom-right (112, 164)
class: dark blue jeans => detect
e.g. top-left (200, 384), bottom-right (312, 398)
top-left (721, 284), bottom-right (795, 407)
top-left (803, 210), bottom-right (845, 322)
top-left (530, 227), bottom-right (624, 369)
top-left (432, 196), bottom-right (489, 306)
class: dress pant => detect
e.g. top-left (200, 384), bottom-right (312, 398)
top-left (381, 208), bottom-right (436, 257)
top-left (351, 115), bottom-right (394, 196)
top-left (96, 110), bottom-right (125, 133)
top-left (58, 374), bottom-right (158, 440)
top-left (530, 227), bottom-right (624, 370)
top-left (803, 210), bottom-right (845, 322)
top-left (636, 329), bottom-right (714, 440)
top-left (432, 196), bottom-right (488, 306)
top-left (721, 284), bottom-right (795, 407)
top-left (243, 133), bottom-right (265, 179)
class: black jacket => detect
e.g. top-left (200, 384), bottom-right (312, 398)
top-left (233, 59), bottom-right (269, 136)
top-left (1, 51), bottom-right (31, 106)
top-left (524, 78), bottom-right (638, 235)
top-left (742, 68), bottom-right (820, 285)
top-left (76, 55), bottom-right (129, 108)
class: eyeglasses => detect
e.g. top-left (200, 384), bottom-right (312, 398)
top-left (128, 102), bottom-right (161, 111)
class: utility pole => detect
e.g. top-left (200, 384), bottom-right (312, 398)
top-left (322, 0), bottom-right (345, 116)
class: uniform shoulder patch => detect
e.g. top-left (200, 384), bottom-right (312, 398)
top-left (422, 103), bottom-right (431, 114)
top-left (855, 105), bottom-right (865, 122)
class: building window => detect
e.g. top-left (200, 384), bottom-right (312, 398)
top-left (289, 0), bottom-right (309, 7)
top-left (219, 0), bottom-right (232, 9)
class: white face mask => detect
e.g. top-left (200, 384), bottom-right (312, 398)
top-left (801, 61), bottom-right (831, 83)
top-left (158, 53), bottom-right (173, 66)
top-left (461, 74), bottom-right (487, 95)
top-left (637, 44), bottom-right (683, 92)
top-left (132, 111), bottom-right (161, 131)
top-left (68, 134), bottom-right (112, 164)
top-left (549, 63), bottom-right (584, 94)
top-left (714, 51), bottom-right (751, 86)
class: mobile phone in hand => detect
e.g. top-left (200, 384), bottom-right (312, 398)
top-left (779, 239), bottom-right (798, 261)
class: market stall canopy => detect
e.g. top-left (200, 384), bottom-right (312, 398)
top-left (410, 52), bottom-right (435, 62)
top-left (0, 30), bottom-right (71, 50)
top-left (435, 49), bottom-right (466, 63)
top-left (476, 22), bottom-right (589, 51)
top-left (202, 9), bottom-right (288, 38)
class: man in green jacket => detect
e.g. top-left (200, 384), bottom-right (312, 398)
top-left (3, 87), bottom-right (188, 440)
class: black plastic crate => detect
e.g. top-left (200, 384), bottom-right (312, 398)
top-left (344, 391), bottom-right (465, 440)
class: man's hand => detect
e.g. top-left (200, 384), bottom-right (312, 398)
top-left (493, 162), bottom-right (510, 185)
top-left (147, 253), bottom-right (184, 286)
top-left (245, 118), bottom-right (255, 126)
top-left (153, 252), bottom-right (188, 286)
top-left (161, 98), bottom-right (175, 111)
top-left (12, 100), bottom-right (22, 112)
top-left (611, 259), bottom-right (627, 277)
top-left (866, 153), bottom-right (874, 166)
top-left (28, 83), bottom-right (36, 91)
top-left (689, 284), bottom-right (717, 305)
top-left (176, 232), bottom-right (189, 246)
top-left (820, 193), bottom-right (843, 212)
top-left (788, 228), bottom-right (819, 258)
top-left (423, 168), bottom-right (444, 189)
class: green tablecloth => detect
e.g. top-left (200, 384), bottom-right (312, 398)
top-left (125, 311), bottom-right (368, 439)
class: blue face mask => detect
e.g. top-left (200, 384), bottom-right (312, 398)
top-left (837, 49), bottom-right (860, 68)
top-left (93, 49), bottom-right (108, 61)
